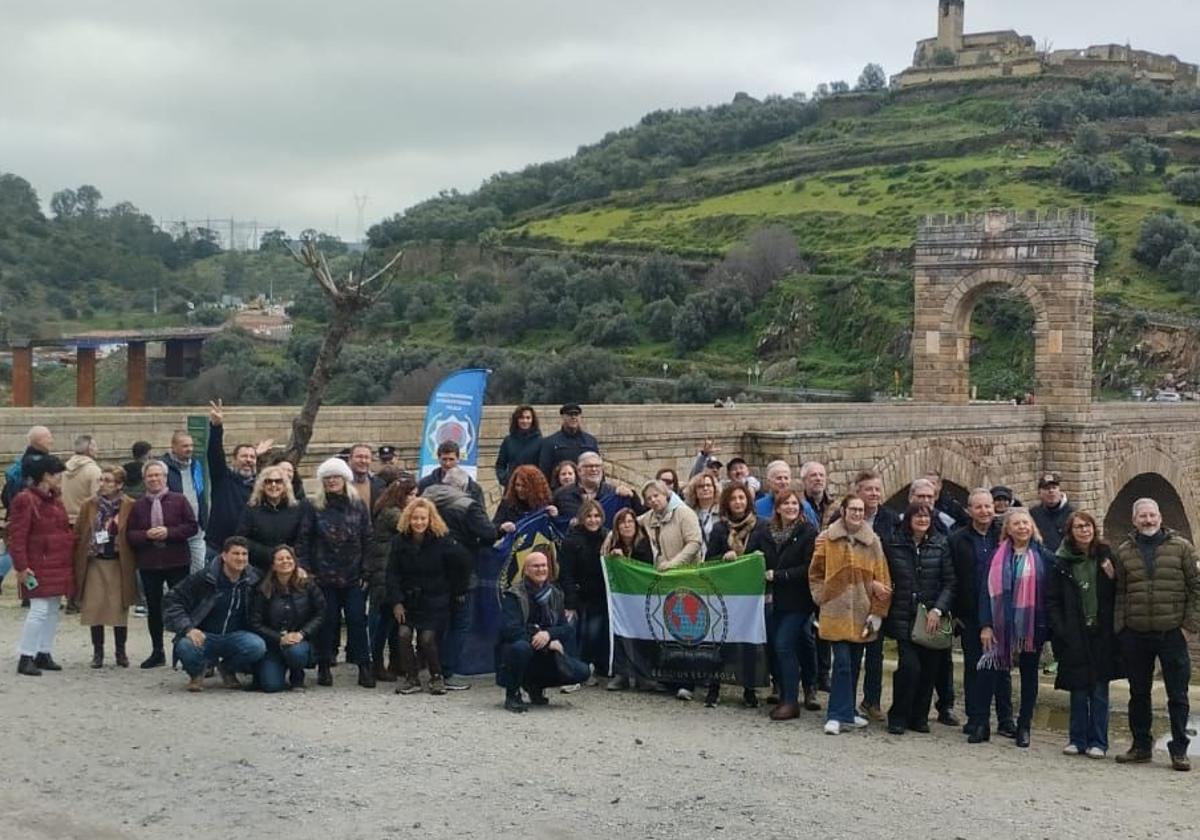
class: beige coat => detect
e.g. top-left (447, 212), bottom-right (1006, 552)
top-left (62, 454), bottom-right (102, 525)
top-left (73, 495), bottom-right (137, 611)
top-left (639, 502), bottom-right (704, 571)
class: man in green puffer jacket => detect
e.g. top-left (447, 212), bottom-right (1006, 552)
top-left (1112, 497), bottom-right (1200, 772)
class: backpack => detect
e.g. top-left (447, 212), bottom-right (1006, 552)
top-left (1, 458), bottom-right (22, 510)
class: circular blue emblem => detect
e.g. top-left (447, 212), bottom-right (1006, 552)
top-left (662, 589), bottom-right (710, 644)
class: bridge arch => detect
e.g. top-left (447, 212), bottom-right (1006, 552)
top-left (871, 438), bottom-right (992, 508)
top-left (1103, 446), bottom-right (1197, 541)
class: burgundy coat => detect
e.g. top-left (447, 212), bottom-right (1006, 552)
top-left (8, 487), bottom-right (77, 599)
top-left (125, 491), bottom-right (199, 571)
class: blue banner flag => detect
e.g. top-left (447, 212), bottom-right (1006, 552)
top-left (457, 508), bottom-right (564, 675)
top-left (418, 368), bottom-right (489, 480)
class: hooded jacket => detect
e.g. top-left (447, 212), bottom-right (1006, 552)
top-left (61, 453), bottom-right (102, 524)
top-left (8, 487), bottom-right (77, 599)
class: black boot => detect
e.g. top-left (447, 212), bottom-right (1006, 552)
top-left (34, 653), bottom-right (62, 671)
top-left (90, 626), bottom-right (104, 668)
top-left (317, 663), bottom-right (333, 686)
top-left (17, 655), bottom-right (42, 676)
top-left (967, 724), bottom-right (991, 744)
top-left (140, 649), bottom-right (166, 669)
top-left (114, 626), bottom-right (130, 668)
top-left (505, 690), bottom-right (528, 713)
top-left (357, 664), bottom-right (376, 688)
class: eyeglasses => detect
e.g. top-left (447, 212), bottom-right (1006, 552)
top-left (263, 478), bottom-right (284, 486)
top-left (846, 507), bottom-right (866, 514)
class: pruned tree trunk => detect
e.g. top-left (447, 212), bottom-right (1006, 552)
top-left (281, 241), bottom-right (402, 465)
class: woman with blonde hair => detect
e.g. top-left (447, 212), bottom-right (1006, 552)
top-left (684, 473), bottom-right (721, 543)
top-left (967, 507), bottom-right (1049, 748)
top-left (236, 465), bottom-right (303, 572)
top-left (387, 497), bottom-right (471, 695)
top-left (73, 465), bottom-right (137, 668)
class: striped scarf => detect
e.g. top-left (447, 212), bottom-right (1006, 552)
top-left (979, 540), bottom-right (1043, 671)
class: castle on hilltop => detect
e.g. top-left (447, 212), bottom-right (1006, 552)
top-left (893, 0), bottom-right (1199, 89)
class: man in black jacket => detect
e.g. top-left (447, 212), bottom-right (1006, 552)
top-left (205, 400), bottom-right (262, 554)
top-left (416, 441), bottom-right (484, 506)
top-left (164, 536), bottom-right (266, 692)
top-left (496, 550), bottom-right (590, 712)
top-left (1029, 472), bottom-right (1074, 552)
top-left (948, 488), bottom-right (1015, 740)
top-left (537, 403), bottom-right (599, 481)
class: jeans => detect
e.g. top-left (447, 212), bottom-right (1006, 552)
top-left (318, 584), bottom-right (369, 666)
top-left (889, 639), bottom-right (941, 729)
top-left (576, 606), bottom-right (610, 677)
top-left (828, 641), bottom-right (865, 724)
top-left (173, 630), bottom-right (266, 678)
top-left (257, 642), bottom-right (313, 693)
top-left (861, 635), bottom-right (883, 708)
top-left (961, 621), bottom-right (1014, 726)
top-left (970, 651), bottom-right (1038, 730)
top-left (771, 609), bottom-right (816, 705)
top-left (816, 636), bottom-right (831, 685)
top-left (1068, 682), bottom-right (1110, 752)
top-left (1121, 628), bottom-right (1192, 756)
top-left (499, 639), bottom-right (590, 693)
top-left (18, 596), bottom-right (62, 656)
top-left (139, 567), bottom-right (189, 654)
top-left (440, 590), bottom-right (472, 678)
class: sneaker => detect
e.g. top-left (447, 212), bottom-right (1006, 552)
top-left (1115, 746), bottom-right (1152, 765)
top-left (132, 605), bottom-right (148, 618)
top-left (1062, 744), bottom-right (1081, 756)
top-left (585, 675), bottom-right (599, 687)
top-left (1171, 754), bottom-right (1191, 772)
top-left (936, 710), bottom-right (961, 727)
top-left (803, 688), bottom-right (822, 712)
top-left (606, 675), bottom-right (630, 691)
top-left (1085, 747), bottom-right (1106, 759)
top-left (823, 720), bottom-right (841, 735)
top-left (504, 693), bottom-right (528, 713)
top-left (849, 715), bottom-right (869, 729)
top-left (428, 676), bottom-right (446, 695)
top-left (704, 684), bottom-right (721, 708)
top-left (675, 687), bottom-right (693, 701)
top-left (442, 678), bottom-right (471, 691)
top-left (560, 683), bottom-right (581, 694)
top-left (395, 677), bottom-right (422, 695)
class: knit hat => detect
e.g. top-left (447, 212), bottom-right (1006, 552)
top-left (317, 457), bottom-right (354, 482)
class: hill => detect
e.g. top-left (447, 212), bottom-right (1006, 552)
top-left (5, 73), bottom-right (1200, 406)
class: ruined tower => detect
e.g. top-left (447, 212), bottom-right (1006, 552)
top-left (937, 0), bottom-right (964, 53)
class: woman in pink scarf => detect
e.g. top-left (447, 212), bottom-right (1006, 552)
top-left (966, 508), bottom-right (1048, 749)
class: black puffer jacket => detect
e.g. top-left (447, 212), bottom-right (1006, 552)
top-left (495, 429), bottom-right (543, 488)
top-left (883, 530), bottom-right (955, 642)
top-left (558, 525), bottom-right (609, 611)
top-left (295, 493), bottom-right (372, 588)
top-left (1046, 544), bottom-right (1123, 690)
top-left (762, 520), bottom-right (818, 614)
top-left (249, 582), bottom-right (326, 647)
top-left (385, 532), bottom-right (472, 605)
top-left (364, 507), bottom-right (402, 607)
top-left (236, 500), bottom-right (305, 571)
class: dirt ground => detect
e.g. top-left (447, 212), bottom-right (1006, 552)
top-left (0, 603), bottom-right (1196, 840)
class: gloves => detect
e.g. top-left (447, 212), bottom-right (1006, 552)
top-left (862, 614), bottom-right (882, 638)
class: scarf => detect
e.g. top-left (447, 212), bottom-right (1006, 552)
top-left (726, 513), bottom-right (759, 555)
top-left (1057, 544), bottom-right (1099, 628)
top-left (146, 486), bottom-right (168, 529)
top-left (979, 540), bottom-right (1043, 671)
top-left (524, 579), bottom-right (556, 628)
top-left (94, 494), bottom-right (122, 552)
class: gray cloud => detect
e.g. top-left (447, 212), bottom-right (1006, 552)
top-left (3, 1), bottom-right (1196, 238)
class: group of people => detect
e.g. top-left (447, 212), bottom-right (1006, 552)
top-left (3, 403), bottom-right (1197, 772)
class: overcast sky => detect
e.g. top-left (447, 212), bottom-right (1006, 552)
top-left (3, 1), bottom-right (1197, 241)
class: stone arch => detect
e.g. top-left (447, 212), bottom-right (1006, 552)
top-left (941, 267), bottom-right (1051, 337)
top-left (1103, 446), bottom-right (1198, 540)
top-left (871, 437), bottom-right (992, 505)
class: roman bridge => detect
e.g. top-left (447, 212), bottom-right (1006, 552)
top-left (2, 210), bottom-right (1198, 541)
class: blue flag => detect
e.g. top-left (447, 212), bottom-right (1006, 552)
top-left (457, 508), bottom-right (564, 675)
top-left (418, 368), bottom-right (489, 480)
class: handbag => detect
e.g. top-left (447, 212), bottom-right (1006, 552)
top-left (910, 603), bottom-right (954, 650)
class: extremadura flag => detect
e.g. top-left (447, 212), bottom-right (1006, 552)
top-left (603, 552), bottom-right (768, 687)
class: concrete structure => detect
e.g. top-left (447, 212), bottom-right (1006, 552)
top-left (895, 1), bottom-right (1199, 89)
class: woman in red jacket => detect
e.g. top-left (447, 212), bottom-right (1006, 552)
top-left (10, 455), bottom-right (77, 676)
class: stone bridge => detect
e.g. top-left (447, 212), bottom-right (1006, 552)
top-left (1, 209), bottom-right (1197, 659)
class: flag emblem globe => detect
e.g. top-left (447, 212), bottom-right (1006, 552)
top-left (663, 589), bottom-right (710, 644)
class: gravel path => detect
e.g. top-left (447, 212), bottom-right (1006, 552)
top-left (0, 605), bottom-right (1195, 840)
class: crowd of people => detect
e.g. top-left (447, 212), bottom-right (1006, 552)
top-left (2, 402), bottom-right (1197, 772)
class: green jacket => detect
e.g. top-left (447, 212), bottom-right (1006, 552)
top-left (1113, 529), bottom-right (1200, 634)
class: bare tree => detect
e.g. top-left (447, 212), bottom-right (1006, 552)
top-left (281, 239), bottom-right (403, 463)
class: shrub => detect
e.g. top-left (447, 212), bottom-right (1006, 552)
top-left (1168, 172), bottom-right (1200, 206)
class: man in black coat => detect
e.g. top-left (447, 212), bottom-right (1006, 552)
top-left (205, 400), bottom-right (262, 555)
top-left (164, 537), bottom-right (266, 692)
top-left (416, 441), bottom-right (484, 506)
top-left (537, 403), bottom-right (599, 481)
top-left (496, 550), bottom-right (590, 713)
top-left (948, 488), bottom-right (1015, 739)
top-left (1029, 473), bottom-right (1075, 553)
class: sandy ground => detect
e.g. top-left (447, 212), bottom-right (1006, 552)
top-left (1, 603), bottom-right (1197, 840)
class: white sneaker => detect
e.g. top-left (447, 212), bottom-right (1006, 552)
top-left (849, 715), bottom-right (869, 729)
top-left (676, 687), bottom-right (693, 701)
top-left (824, 720), bottom-right (841, 735)
top-left (1085, 747), bottom-right (1106, 759)
top-left (560, 683), bottom-right (581, 694)
top-left (1063, 744), bottom-right (1080, 756)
